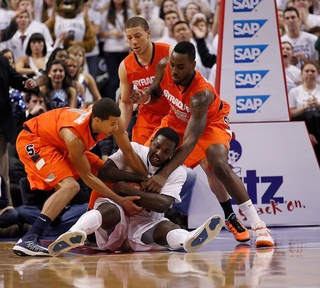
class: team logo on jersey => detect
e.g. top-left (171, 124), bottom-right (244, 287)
top-left (236, 95), bottom-right (270, 113)
top-left (235, 70), bottom-right (269, 88)
top-left (233, 0), bottom-right (263, 12)
top-left (234, 45), bottom-right (268, 63)
top-left (233, 19), bottom-right (267, 38)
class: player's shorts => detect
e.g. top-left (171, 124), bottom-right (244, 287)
top-left (16, 129), bottom-right (104, 191)
top-left (144, 109), bottom-right (232, 168)
top-left (93, 197), bottom-right (169, 252)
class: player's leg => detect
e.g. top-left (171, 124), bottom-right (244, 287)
top-left (200, 158), bottom-right (251, 243)
top-left (206, 143), bottom-right (274, 247)
top-left (48, 201), bottom-right (121, 256)
top-left (150, 215), bottom-right (223, 252)
top-left (13, 177), bottom-right (80, 256)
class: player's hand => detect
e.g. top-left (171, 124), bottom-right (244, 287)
top-left (130, 89), bottom-right (149, 104)
top-left (120, 196), bottom-right (144, 216)
top-left (142, 174), bottom-right (167, 193)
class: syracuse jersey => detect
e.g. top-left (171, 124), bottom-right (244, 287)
top-left (124, 42), bottom-right (171, 144)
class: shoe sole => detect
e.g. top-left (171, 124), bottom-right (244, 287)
top-left (13, 244), bottom-right (49, 257)
top-left (183, 215), bottom-right (223, 253)
top-left (256, 239), bottom-right (274, 248)
top-left (48, 230), bottom-right (87, 257)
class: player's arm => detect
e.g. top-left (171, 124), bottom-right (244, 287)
top-left (113, 118), bottom-right (149, 176)
top-left (118, 61), bottom-right (134, 129)
top-left (130, 57), bottom-right (169, 105)
top-left (113, 181), bottom-right (175, 213)
top-left (98, 158), bottom-right (148, 183)
top-left (145, 90), bottom-right (214, 192)
top-left (60, 128), bottom-right (142, 215)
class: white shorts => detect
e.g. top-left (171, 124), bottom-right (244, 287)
top-left (94, 197), bottom-right (170, 252)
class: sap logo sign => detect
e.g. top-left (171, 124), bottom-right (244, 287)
top-left (234, 45), bottom-right (268, 63)
top-left (233, 0), bottom-right (263, 12)
top-left (233, 19), bottom-right (267, 38)
top-left (236, 95), bottom-right (270, 113)
top-left (235, 70), bottom-right (269, 88)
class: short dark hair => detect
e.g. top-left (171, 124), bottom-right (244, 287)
top-left (173, 41), bottom-right (196, 62)
top-left (172, 20), bottom-right (189, 34)
top-left (125, 16), bottom-right (149, 31)
top-left (284, 6), bottom-right (300, 18)
top-left (26, 33), bottom-right (47, 56)
top-left (25, 91), bottom-right (44, 103)
top-left (154, 127), bottom-right (180, 148)
top-left (92, 98), bottom-right (121, 120)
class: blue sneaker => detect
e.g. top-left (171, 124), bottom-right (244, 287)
top-left (48, 230), bottom-right (87, 257)
top-left (183, 215), bottom-right (223, 253)
top-left (13, 235), bottom-right (49, 257)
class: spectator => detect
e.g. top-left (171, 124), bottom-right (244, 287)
top-left (281, 6), bottom-right (318, 68)
top-left (159, 0), bottom-right (184, 21)
top-left (282, 41), bottom-right (302, 91)
top-left (292, 0), bottom-right (320, 31)
top-left (40, 59), bottom-right (77, 110)
top-left (15, 32), bottom-right (47, 78)
top-left (67, 45), bottom-right (102, 104)
top-left (98, 0), bottom-right (134, 100)
top-left (288, 60), bottom-right (320, 164)
top-left (137, 0), bottom-right (165, 42)
top-left (156, 10), bottom-right (180, 45)
top-left (0, 55), bottom-right (39, 208)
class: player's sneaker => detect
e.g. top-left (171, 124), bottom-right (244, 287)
top-left (225, 213), bottom-right (251, 242)
top-left (183, 215), bottom-right (223, 253)
top-left (48, 230), bottom-right (87, 256)
top-left (253, 222), bottom-right (274, 248)
top-left (13, 235), bottom-right (49, 256)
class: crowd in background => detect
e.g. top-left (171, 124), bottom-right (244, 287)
top-left (0, 0), bottom-right (320, 238)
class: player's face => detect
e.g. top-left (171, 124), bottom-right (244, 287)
top-left (149, 135), bottom-right (176, 167)
top-left (125, 26), bottom-right (151, 55)
top-left (94, 116), bottom-right (120, 136)
top-left (170, 52), bottom-right (195, 86)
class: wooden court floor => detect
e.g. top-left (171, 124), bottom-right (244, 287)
top-left (0, 226), bottom-right (319, 287)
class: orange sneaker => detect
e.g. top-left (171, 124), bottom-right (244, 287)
top-left (225, 213), bottom-right (251, 242)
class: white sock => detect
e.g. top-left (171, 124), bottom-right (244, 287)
top-left (166, 229), bottom-right (190, 250)
top-left (70, 209), bottom-right (102, 235)
top-left (239, 200), bottom-right (265, 229)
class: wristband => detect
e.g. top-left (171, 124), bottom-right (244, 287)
top-left (144, 95), bottom-right (151, 105)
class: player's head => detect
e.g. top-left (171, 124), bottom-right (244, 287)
top-left (124, 16), bottom-right (151, 54)
top-left (149, 127), bottom-right (180, 167)
top-left (92, 98), bottom-right (121, 136)
top-left (170, 41), bottom-right (196, 85)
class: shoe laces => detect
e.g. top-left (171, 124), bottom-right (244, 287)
top-left (25, 241), bottom-right (48, 252)
top-left (226, 214), bottom-right (246, 233)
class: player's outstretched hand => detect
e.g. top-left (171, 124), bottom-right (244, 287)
top-left (130, 89), bottom-right (149, 104)
top-left (121, 196), bottom-right (144, 216)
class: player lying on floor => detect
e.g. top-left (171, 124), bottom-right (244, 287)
top-left (48, 127), bottom-right (222, 255)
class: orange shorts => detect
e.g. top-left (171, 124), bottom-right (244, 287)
top-left (16, 129), bottom-right (104, 191)
top-left (145, 111), bottom-right (232, 168)
top-left (132, 107), bottom-right (167, 145)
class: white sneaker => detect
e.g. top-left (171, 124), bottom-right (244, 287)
top-left (253, 222), bottom-right (274, 248)
top-left (183, 215), bottom-right (223, 253)
top-left (48, 230), bottom-right (87, 257)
